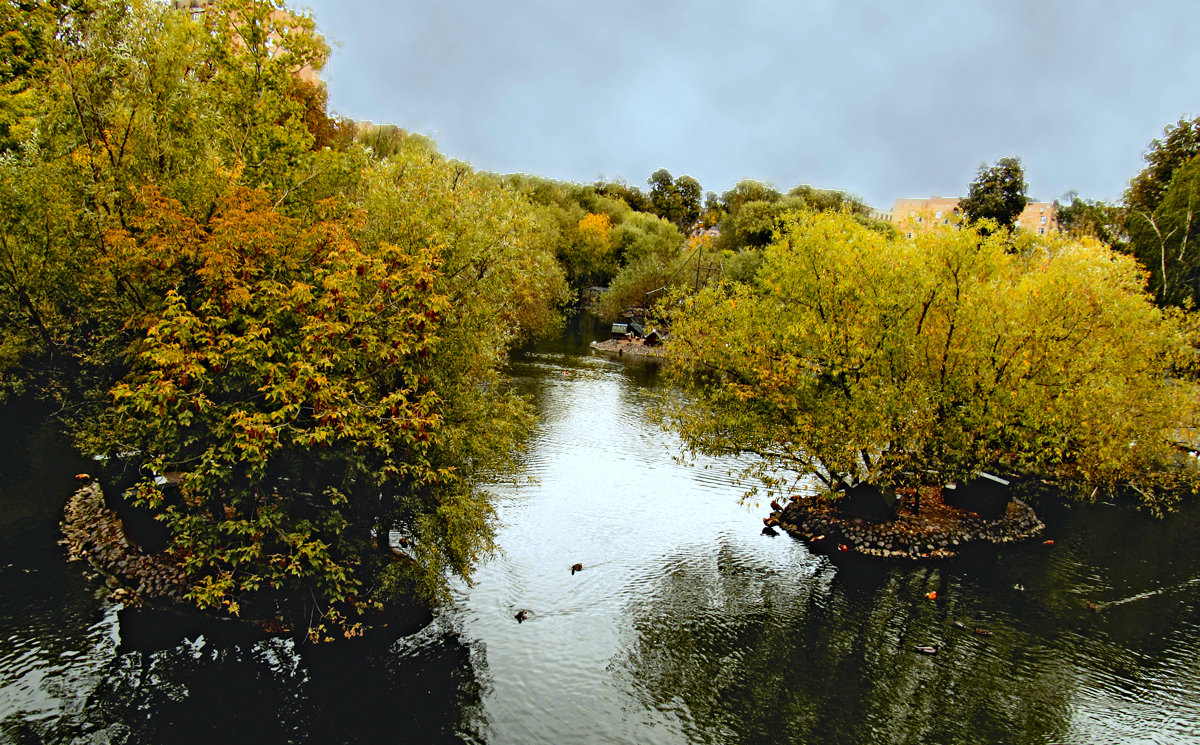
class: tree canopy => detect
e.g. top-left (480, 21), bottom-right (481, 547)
top-left (1123, 118), bottom-right (1200, 308)
top-left (959, 157), bottom-right (1028, 232)
top-left (1126, 116), bottom-right (1200, 217)
top-left (662, 211), bottom-right (1197, 514)
top-left (647, 168), bottom-right (702, 231)
top-left (0, 0), bottom-right (567, 640)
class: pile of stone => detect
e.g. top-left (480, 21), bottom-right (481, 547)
top-left (773, 495), bottom-right (1045, 560)
top-left (588, 339), bottom-right (667, 358)
top-left (60, 479), bottom-right (190, 605)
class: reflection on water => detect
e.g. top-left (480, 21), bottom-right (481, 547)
top-left (2, 316), bottom-right (1200, 744)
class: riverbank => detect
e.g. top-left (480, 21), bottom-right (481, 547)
top-left (589, 338), bottom-right (667, 359)
top-left (773, 487), bottom-right (1045, 559)
top-left (59, 479), bottom-right (190, 605)
top-left (59, 479), bottom-right (435, 639)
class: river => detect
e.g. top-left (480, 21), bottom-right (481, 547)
top-left (2, 316), bottom-right (1199, 744)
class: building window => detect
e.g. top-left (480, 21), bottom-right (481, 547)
top-left (1038, 228), bottom-right (1045, 235)
top-left (916, 216), bottom-right (922, 223)
top-left (906, 232), bottom-right (913, 239)
top-left (935, 211), bottom-right (942, 219)
top-left (1041, 216), bottom-right (1047, 224)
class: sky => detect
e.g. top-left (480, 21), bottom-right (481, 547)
top-left (297, 0), bottom-right (1200, 211)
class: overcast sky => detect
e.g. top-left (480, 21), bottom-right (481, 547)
top-left (297, 0), bottom-right (1199, 210)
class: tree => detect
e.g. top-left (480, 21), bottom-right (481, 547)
top-left (87, 188), bottom-right (452, 637)
top-left (675, 174), bottom-right (702, 230)
top-left (599, 233), bottom-right (717, 320)
top-left (1126, 116), bottom-right (1200, 216)
top-left (1123, 117), bottom-right (1200, 308)
top-left (559, 212), bottom-right (615, 288)
top-left (959, 157), bottom-right (1028, 231)
top-left (0, 0), bottom-right (56, 152)
top-left (786, 184), bottom-right (868, 215)
top-left (720, 180), bottom-right (781, 214)
top-left (1055, 191), bottom-right (1125, 248)
top-left (701, 190), bottom-right (724, 228)
top-left (594, 179), bottom-right (652, 213)
top-left (647, 168), bottom-right (703, 231)
top-left (712, 181), bottom-right (881, 254)
top-left (1125, 154), bottom-right (1200, 308)
top-left (662, 211), bottom-right (1197, 514)
top-left (0, 0), bottom-right (568, 639)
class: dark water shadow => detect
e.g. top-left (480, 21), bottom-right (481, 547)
top-left (612, 496), bottom-right (1200, 745)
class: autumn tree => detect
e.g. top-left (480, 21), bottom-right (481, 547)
top-left (0, 0), bottom-right (56, 152)
top-left (960, 157), bottom-right (1028, 232)
top-left (81, 189), bottom-right (454, 637)
top-left (559, 212), bottom-right (614, 287)
top-left (1, 0), bottom-right (569, 639)
top-left (663, 211), bottom-right (1197, 514)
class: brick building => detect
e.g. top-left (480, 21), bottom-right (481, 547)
top-left (890, 196), bottom-right (1057, 238)
top-left (169, 0), bottom-right (321, 84)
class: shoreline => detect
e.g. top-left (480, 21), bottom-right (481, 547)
top-left (589, 338), bottom-right (667, 359)
top-left (60, 481), bottom-right (191, 606)
top-left (773, 488), bottom-right (1045, 559)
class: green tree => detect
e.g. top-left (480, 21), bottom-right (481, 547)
top-left (1126, 116), bottom-right (1200, 216)
top-left (712, 181), bottom-right (881, 255)
top-left (675, 174), bottom-right (702, 229)
top-left (662, 211), bottom-right (1197, 513)
top-left (1123, 118), bottom-right (1200, 308)
top-left (720, 180), bottom-right (781, 214)
top-left (647, 168), bottom-right (702, 231)
top-left (1125, 154), bottom-right (1200, 307)
top-left (594, 179), bottom-right (652, 213)
top-left (1055, 191), bottom-right (1125, 248)
top-left (960, 157), bottom-right (1028, 232)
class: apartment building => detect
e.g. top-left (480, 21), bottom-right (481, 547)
top-left (168, 0), bottom-right (321, 84)
top-left (891, 196), bottom-right (1057, 238)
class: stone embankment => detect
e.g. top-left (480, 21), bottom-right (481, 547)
top-left (589, 339), bottom-right (667, 359)
top-left (772, 491), bottom-right (1045, 559)
top-left (60, 479), bottom-right (190, 605)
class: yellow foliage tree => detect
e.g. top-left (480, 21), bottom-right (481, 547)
top-left (663, 211), bottom-right (1198, 513)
